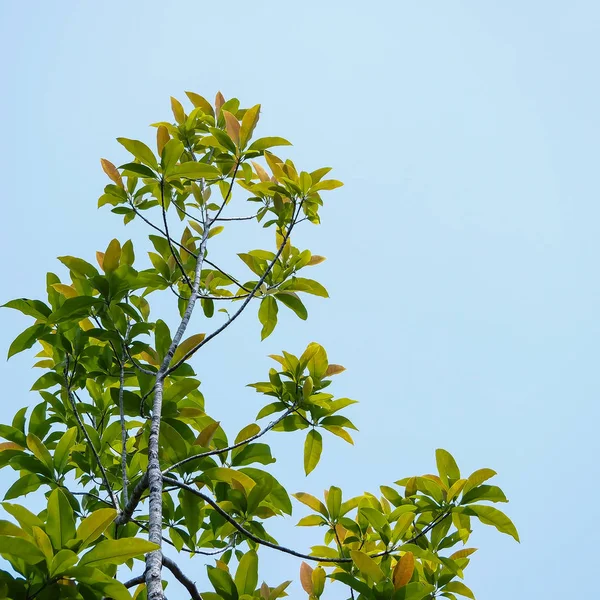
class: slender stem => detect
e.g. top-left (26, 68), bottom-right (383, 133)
top-left (163, 406), bottom-right (295, 475)
top-left (63, 358), bottom-right (118, 509)
top-left (166, 200), bottom-right (304, 375)
top-left (159, 180), bottom-right (193, 289)
top-left (118, 344), bottom-right (129, 507)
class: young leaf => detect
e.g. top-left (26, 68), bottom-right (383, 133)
top-left (100, 159), bottom-right (123, 188)
top-left (393, 552), bottom-right (415, 589)
top-left (300, 561), bottom-right (313, 594)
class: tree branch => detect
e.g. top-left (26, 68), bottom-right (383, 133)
top-left (163, 556), bottom-right (202, 600)
top-left (163, 406), bottom-right (295, 475)
top-left (164, 477), bottom-right (450, 564)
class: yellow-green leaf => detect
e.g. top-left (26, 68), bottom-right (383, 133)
top-left (444, 581), bottom-right (476, 599)
top-left (436, 449), bottom-right (460, 487)
top-left (185, 91), bottom-right (214, 117)
top-left (304, 430), bottom-right (322, 475)
top-left (103, 239), bottom-right (121, 273)
top-left (172, 333), bottom-right (206, 364)
top-left (26, 433), bottom-right (53, 472)
top-left (292, 492), bottom-right (328, 517)
top-left (467, 505), bottom-right (519, 542)
top-left (350, 550), bottom-right (385, 583)
top-left (240, 104), bottom-right (261, 149)
top-left (171, 97), bottom-right (186, 124)
top-left (462, 468), bottom-right (497, 495)
top-left (195, 421), bottom-right (220, 448)
top-left (79, 538), bottom-right (159, 568)
top-left (76, 508), bottom-right (118, 550)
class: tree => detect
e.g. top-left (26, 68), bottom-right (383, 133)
top-left (0, 91), bottom-right (517, 600)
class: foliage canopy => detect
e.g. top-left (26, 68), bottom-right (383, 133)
top-left (0, 91), bottom-right (517, 599)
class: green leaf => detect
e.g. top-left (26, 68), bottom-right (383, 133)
top-left (79, 538), bottom-right (160, 568)
top-left (116, 138), bottom-right (158, 170)
top-left (3, 474), bottom-right (42, 500)
top-left (76, 508), bottom-right (118, 550)
top-left (275, 292), bottom-right (308, 320)
top-left (2, 502), bottom-right (44, 535)
top-left (103, 239), bottom-right (121, 273)
top-left (235, 550), bottom-right (259, 595)
top-left (57, 256), bottom-right (98, 278)
top-left (310, 179), bottom-right (343, 192)
top-left (155, 319), bottom-right (172, 362)
top-left (46, 488), bottom-right (75, 550)
top-left (436, 449), bottom-right (460, 487)
top-left (280, 277), bottom-right (328, 298)
top-left (207, 565), bottom-right (239, 600)
top-left (463, 505), bottom-right (519, 542)
top-left (7, 324), bottom-right (47, 359)
top-left (258, 296), bottom-right (278, 340)
top-left (293, 492), bottom-right (328, 517)
top-left (461, 485), bottom-right (507, 504)
top-left (0, 535), bottom-right (45, 564)
top-left (119, 162), bottom-right (156, 178)
top-left (350, 550), bottom-right (385, 583)
top-left (304, 430), bottom-right (322, 475)
top-left (247, 137), bottom-right (292, 152)
top-left (54, 427), bottom-right (78, 474)
top-left (169, 162), bottom-right (221, 180)
top-left (48, 296), bottom-right (102, 324)
top-left (2, 298), bottom-right (51, 320)
top-left (185, 91), bottom-right (215, 117)
top-left (161, 139), bottom-right (184, 173)
top-left (326, 486), bottom-right (342, 520)
top-left (240, 104), bottom-right (261, 149)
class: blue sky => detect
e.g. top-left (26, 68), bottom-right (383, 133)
top-left (1, 1), bottom-right (598, 598)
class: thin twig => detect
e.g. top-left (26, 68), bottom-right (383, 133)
top-left (159, 180), bottom-right (193, 289)
top-left (64, 358), bottom-right (118, 509)
top-left (163, 406), bottom-right (295, 475)
top-left (118, 343), bottom-right (129, 507)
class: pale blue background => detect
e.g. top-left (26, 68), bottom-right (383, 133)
top-left (1, 1), bottom-right (598, 598)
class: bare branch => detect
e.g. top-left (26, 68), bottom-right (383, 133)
top-left (163, 556), bottom-right (202, 600)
